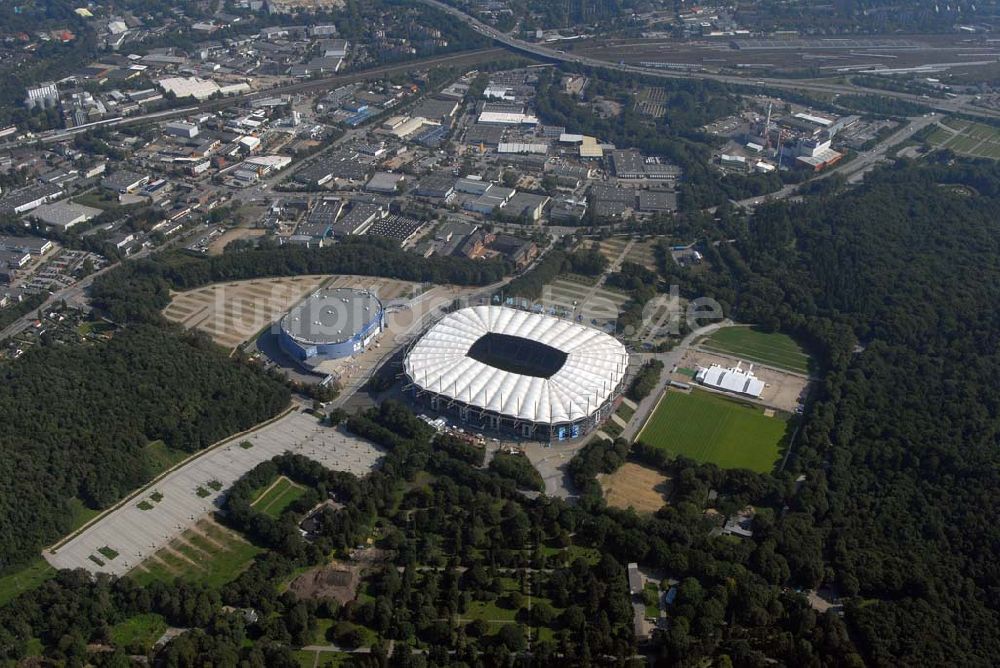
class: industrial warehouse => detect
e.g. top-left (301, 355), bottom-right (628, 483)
top-left (403, 305), bottom-right (629, 441)
top-left (278, 287), bottom-right (384, 367)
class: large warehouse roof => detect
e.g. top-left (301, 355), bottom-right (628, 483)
top-left (404, 306), bottom-right (628, 424)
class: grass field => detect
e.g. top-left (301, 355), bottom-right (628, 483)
top-left (638, 389), bottom-right (787, 473)
top-left (294, 649), bottom-right (350, 668)
top-left (0, 497), bottom-right (101, 605)
top-left (146, 440), bottom-right (190, 476)
top-left (924, 118), bottom-right (1000, 160)
top-left (110, 613), bottom-right (167, 650)
top-left (130, 519), bottom-right (262, 588)
top-left (701, 326), bottom-right (810, 374)
top-left (0, 558), bottom-right (54, 606)
top-left (252, 476), bottom-right (307, 519)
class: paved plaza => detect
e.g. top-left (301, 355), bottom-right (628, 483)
top-left (44, 409), bottom-right (383, 576)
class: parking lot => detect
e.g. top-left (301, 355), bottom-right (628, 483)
top-left (44, 409), bottom-right (384, 577)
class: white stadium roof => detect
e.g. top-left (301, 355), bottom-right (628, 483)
top-left (405, 306), bottom-right (628, 424)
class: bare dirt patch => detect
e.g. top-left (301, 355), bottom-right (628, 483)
top-left (207, 228), bottom-right (266, 256)
top-left (289, 560), bottom-right (362, 604)
top-left (599, 462), bottom-right (671, 514)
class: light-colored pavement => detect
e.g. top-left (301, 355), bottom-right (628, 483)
top-left (44, 409), bottom-right (383, 576)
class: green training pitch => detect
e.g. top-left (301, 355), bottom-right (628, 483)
top-left (252, 476), bottom-right (307, 519)
top-left (701, 326), bottom-right (810, 374)
top-left (638, 389), bottom-right (786, 473)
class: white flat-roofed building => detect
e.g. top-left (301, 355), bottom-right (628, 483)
top-left (794, 112), bottom-right (834, 127)
top-left (244, 155), bottom-right (292, 172)
top-left (165, 121), bottom-right (200, 138)
top-left (391, 116), bottom-right (436, 139)
top-left (31, 201), bottom-right (103, 231)
top-left (695, 361), bottom-right (765, 398)
top-left (478, 111), bottom-right (537, 125)
top-left (579, 136), bottom-right (603, 159)
top-left (497, 142), bottom-right (548, 154)
top-left (25, 82), bottom-right (60, 110)
top-left (158, 76), bottom-right (220, 101)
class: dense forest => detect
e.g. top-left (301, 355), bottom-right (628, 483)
top-left (0, 400), bottom-right (861, 667)
top-left (675, 158), bottom-right (1000, 665)
top-left (0, 326), bottom-right (290, 571)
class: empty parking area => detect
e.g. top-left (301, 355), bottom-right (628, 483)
top-left (625, 239), bottom-right (661, 272)
top-left (539, 278), bottom-right (630, 327)
top-left (595, 237), bottom-right (631, 265)
top-left (163, 275), bottom-right (420, 350)
top-left (44, 410), bottom-right (384, 577)
top-left (164, 276), bottom-right (328, 349)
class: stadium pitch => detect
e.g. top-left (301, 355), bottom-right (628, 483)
top-left (637, 389), bottom-right (786, 473)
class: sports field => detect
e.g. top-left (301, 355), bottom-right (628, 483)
top-left (252, 476), bottom-right (307, 519)
top-left (638, 389), bottom-right (786, 473)
top-left (701, 326), bottom-right (810, 374)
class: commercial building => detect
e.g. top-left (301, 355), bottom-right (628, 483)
top-left (0, 184), bottom-right (64, 215)
top-left (363, 215), bottom-right (424, 245)
top-left (101, 170), bottom-right (150, 194)
top-left (504, 192), bottom-right (550, 222)
top-left (477, 111), bottom-right (538, 126)
top-left (31, 201), bottom-right (103, 231)
top-left (278, 287), bottom-right (385, 367)
top-left (415, 174), bottom-right (456, 199)
top-left (0, 235), bottom-right (53, 255)
top-left (157, 76), bottom-right (221, 101)
top-left (498, 142), bottom-right (548, 155)
top-left (365, 172), bottom-right (405, 194)
top-left (611, 149), bottom-right (646, 179)
top-left (165, 121), bottom-right (200, 139)
top-left (464, 186), bottom-right (515, 215)
top-left (637, 190), bottom-right (677, 213)
top-left (404, 306), bottom-right (629, 441)
top-left (332, 201), bottom-right (383, 236)
top-left (490, 234), bottom-right (538, 269)
top-left (695, 362), bottom-right (765, 398)
top-left (24, 82), bottom-right (60, 110)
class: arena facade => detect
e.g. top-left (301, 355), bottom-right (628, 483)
top-left (403, 305), bottom-right (629, 441)
top-left (278, 287), bottom-right (384, 366)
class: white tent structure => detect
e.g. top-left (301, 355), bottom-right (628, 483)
top-left (695, 362), bottom-right (765, 398)
top-left (403, 306), bottom-right (628, 440)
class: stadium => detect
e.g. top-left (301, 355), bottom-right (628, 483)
top-left (403, 305), bottom-right (629, 441)
top-left (278, 287), bottom-right (384, 367)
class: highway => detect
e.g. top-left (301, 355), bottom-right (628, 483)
top-left (416, 0), bottom-right (1000, 121)
top-left (0, 48), bottom-right (506, 151)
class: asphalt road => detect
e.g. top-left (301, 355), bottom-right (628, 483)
top-left (620, 319), bottom-right (731, 443)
